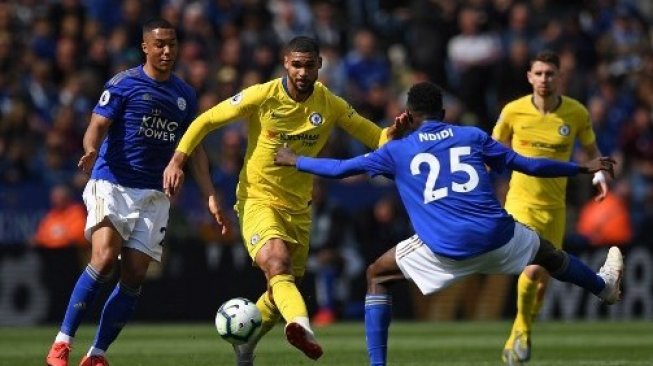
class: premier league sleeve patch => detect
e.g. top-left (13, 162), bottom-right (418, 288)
top-left (99, 90), bottom-right (111, 106)
top-left (230, 91), bottom-right (244, 105)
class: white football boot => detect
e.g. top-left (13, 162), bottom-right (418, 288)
top-left (597, 246), bottom-right (624, 304)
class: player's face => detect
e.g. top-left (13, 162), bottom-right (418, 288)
top-left (284, 51), bottom-right (321, 94)
top-left (527, 61), bottom-right (559, 97)
top-left (142, 28), bottom-right (178, 75)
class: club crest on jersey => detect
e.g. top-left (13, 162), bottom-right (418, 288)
top-left (309, 112), bottom-right (323, 126)
top-left (177, 97), bottom-right (186, 111)
top-left (99, 90), bottom-right (111, 106)
top-left (558, 123), bottom-right (570, 136)
top-left (230, 92), bottom-right (244, 105)
top-left (142, 93), bottom-right (152, 101)
top-left (250, 233), bottom-right (260, 246)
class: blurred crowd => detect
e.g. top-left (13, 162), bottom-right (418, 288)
top-left (1, 0), bottom-right (653, 319)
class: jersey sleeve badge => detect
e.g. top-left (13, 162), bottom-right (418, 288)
top-left (99, 90), bottom-right (111, 106)
top-left (230, 91), bottom-right (244, 105)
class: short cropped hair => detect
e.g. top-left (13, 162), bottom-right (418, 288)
top-left (143, 18), bottom-right (174, 34)
top-left (531, 50), bottom-right (560, 69)
top-left (407, 82), bottom-right (443, 116)
top-left (286, 36), bottom-right (320, 55)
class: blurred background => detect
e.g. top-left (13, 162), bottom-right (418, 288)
top-left (0, 0), bottom-right (652, 327)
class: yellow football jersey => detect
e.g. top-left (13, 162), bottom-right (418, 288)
top-left (177, 78), bottom-right (388, 211)
top-left (492, 95), bottom-right (595, 208)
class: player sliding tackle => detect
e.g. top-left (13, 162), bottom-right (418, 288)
top-left (274, 81), bottom-right (623, 366)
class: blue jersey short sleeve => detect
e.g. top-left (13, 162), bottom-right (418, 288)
top-left (93, 85), bottom-right (126, 121)
top-left (90, 66), bottom-right (197, 190)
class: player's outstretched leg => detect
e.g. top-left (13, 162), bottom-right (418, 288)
top-left (46, 265), bottom-right (109, 366)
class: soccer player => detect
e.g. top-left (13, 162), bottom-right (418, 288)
top-left (492, 50), bottom-right (609, 365)
top-left (45, 18), bottom-right (228, 366)
top-left (162, 36), bottom-right (406, 364)
top-left (274, 81), bottom-right (623, 366)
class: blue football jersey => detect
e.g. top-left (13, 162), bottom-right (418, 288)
top-left (91, 66), bottom-right (197, 190)
top-left (358, 121), bottom-right (518, 259)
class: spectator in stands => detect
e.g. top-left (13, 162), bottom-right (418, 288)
top-left (32, 184), bottom-right (87, 249)
top-left (447, 6), bottom-right (501, 130)
top-left (576, 183), bottom-right (632, 247)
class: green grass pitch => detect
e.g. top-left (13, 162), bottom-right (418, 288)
top-left (2, 321), bottom-right (651, 365)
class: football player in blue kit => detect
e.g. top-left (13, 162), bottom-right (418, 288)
top-left (274, 81), bottom-right (624, 366)
top-left (46, 18), bottom-right (228, 366)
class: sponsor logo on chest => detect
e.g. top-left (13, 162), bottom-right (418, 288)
top-left (139, 108), bottom-right (180, 142)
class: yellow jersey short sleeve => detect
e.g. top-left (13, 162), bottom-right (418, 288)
top-left (493, 95), bottom-right (595, 208)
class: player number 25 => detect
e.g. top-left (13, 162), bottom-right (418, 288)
top-left (410, 146), bottom-right (480, 204)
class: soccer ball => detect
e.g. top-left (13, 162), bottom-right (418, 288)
top-left (215, 297), bottom-right (262, 345)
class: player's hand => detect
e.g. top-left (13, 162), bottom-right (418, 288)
top-left (581, 156), bottom-right (616, 177)
top-left (386, 111), bottom-right (411, 140)
top-left (274, 145), bottom-right (298, 166)
top-left (78, 150), bottom-right (98, 174)
top-left (207, 195), bottom-right (230, 236)
top-left (580, 157), bottom-right (615, 202)
top-left (163, 163), bottom-right (185, 198)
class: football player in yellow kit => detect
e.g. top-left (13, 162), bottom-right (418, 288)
top-left (163, 36), bottom-right (405, 364)
top-left (492, 50), bottom-right (609, 365)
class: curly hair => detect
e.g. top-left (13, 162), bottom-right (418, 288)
top-left (407, 82), bottom-right (444, 117)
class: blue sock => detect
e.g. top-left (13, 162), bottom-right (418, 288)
top-left (60, 265), bottom-right (107, 336)
top-left (93, 283), bottom-right (140, 351)
top-left (551, 254), bottom-right (605, 295)
top-left (365, 294), bottom-right (392, 366)
top-left (316, 266), bottom-right (338, 310)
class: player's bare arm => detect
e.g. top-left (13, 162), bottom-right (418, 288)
top-left (189, 145), bottom-right (230, 236)
top-left (78, 113), bottom-right (112, 174)
top-left (163, 151), bottom-right (189, 197)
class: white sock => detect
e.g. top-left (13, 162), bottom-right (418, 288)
top-left (87, 347), bottom-right (105, 357)
top-left (291, 316), bottom-right (313, 334)
top-left (55, 332), bottom-right (73, 344)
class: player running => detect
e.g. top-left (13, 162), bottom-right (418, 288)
top-left (492, 50), bottom-right (609, 365)
top-left (163, 36), bottom-right (406, 365)
top-left (46, 18), bottom-right (227, 366)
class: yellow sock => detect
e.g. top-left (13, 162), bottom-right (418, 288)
top-left (515, 272), bottom-right (538, 332)
top-left (269, 274), bottom-right (308, 323)
top-left (255, 291), bottom-right (281, 340)
top-left (530, 280), bottom-right (546, 321)
top-left (505, 273), bottom-right (537, 350)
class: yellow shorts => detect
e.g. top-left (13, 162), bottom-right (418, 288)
top-left (235, 200), bottom-right (311, 277)
top-left (505, 202), bottom-right (566, 249)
